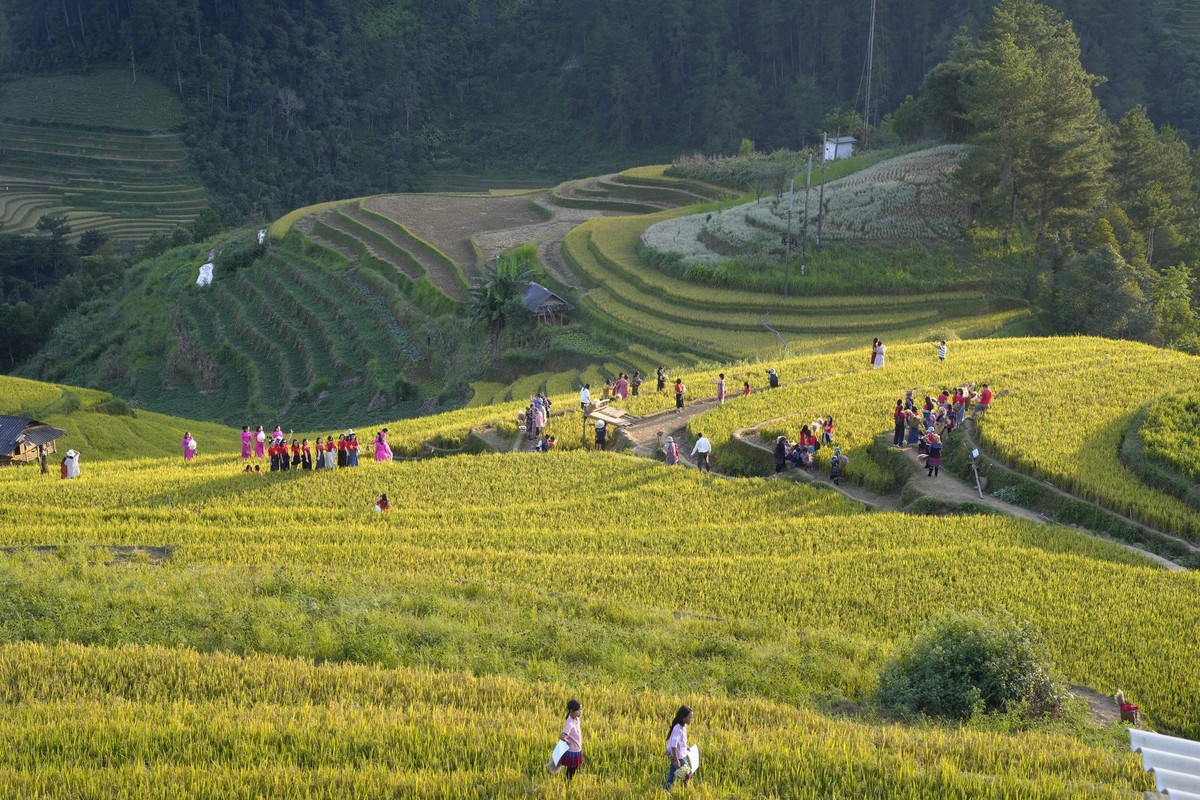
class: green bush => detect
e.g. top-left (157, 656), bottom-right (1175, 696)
top-left (877, 610), bottom-right (1063, 721)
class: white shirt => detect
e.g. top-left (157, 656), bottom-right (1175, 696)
top-left (938, 344), bottom-right (948, 358)
top-left (691, 436), bottom-right (711, 455)
top-left (580, 387), bottom-right (591, 405)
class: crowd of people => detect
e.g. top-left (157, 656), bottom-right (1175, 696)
top-left (232, 425), bottom-right (394, 472)
top-left (771, 417), bottom-right (847, 483)
top-left (892, 383), bottom-right (992, 477)
top-left (545, 700), bottom-right (699, 791)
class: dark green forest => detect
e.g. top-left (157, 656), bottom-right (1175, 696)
top-left (3, 0), bottom-right (1198, 221)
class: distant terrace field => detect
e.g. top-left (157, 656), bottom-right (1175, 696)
top-left (0, 71), bottom-right (206, 241)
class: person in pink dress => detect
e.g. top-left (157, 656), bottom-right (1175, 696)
top-left (181, 432), bottom-right (196, 462)
top-left (374, 429), bottom-right (393, 462)
top-left (614, 373), bottom-right (629, 400)
top-left (240, 426), bottom-right (253, 460)
top-left (254, 426), bottom-right (266, 459)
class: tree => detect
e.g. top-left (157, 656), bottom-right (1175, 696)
top-left (960, 0), bottom-right (1111, 241)
top-left (1153, 264), bottom-right (1200, 353)
top-left (467, 254), bottom-right (536, 332)
top-left (889, 95), bottom-right (924, 143)
top-left (918, 59), bottom-right (971, 142)
top-left (1055, 245), bottom-right (1155, 341)
top-left (276, 87), bottom-right (305, 143)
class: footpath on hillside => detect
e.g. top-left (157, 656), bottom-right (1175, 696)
top-left (470, 384), bottom-right (1186, 572)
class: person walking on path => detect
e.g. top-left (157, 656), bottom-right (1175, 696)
top-left (926, 433), bottom-right (943, 477)
top-left (664, 706), bottom-right (695, 791)
top-left (181, 432), bottom-right (197, 463)
top-left (713, 373), bottom-right (726, 404)
top-left (255, 426), bottom-right (266, 459)
top-left (663, 436), bottom-right (680, 466)
top-left (374, 429), bottom-right (393, 462)
top-left (873, 340), bottom-right (886, 369)
top-left (691, 433), bottom-right (712, 472)
top-left (241, 426), bottom-right (253, 460)
top-left (550, 699), bottom-right (584, 781)
top-left (893, 400), bottom-right (906, 447)
top-left (657, 366), bottom-right (667, 392)
top-left (674, 378), bottom-right (686, 413)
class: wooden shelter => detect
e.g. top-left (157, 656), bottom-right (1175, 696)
top-left (0, 416), bottom-right (65, 465)
top-left (523, 282), bottom-right (573, 325)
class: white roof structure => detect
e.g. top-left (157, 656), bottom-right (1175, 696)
top-left (1130, 728), bottom-right (1200, 796)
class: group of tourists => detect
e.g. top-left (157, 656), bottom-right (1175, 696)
top-left (234, 425), bottom-right (394, 472)
top-left (772, 417), bottom-right (847, 483)
top-left (892, 383), bottom-right (993, 477)
top-left (546, 700), bottom-right (698, 791)
top-left (519, 394), bottom-right (554, 439)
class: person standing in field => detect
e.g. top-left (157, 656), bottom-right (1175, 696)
top-left (241, 426), bottom-right (253, 461)
top-left (767, 367), bottom-right (780, 388)
top-left (181, 432), bottom-right (196, 463)
top-left (374, 429), bottom-right (393, 462)
top-left (664, 705), bottom-right (694, 791)
top-left (870, 337), bottom-right (880, 366)
top-left (554, 699), bottom-right (584, 781)
top-left (691, 433), bottom-right (712, 472)
top-left (290, 439), bottom-right (301, 469)
top-left (314, 437), bottom-right (324, 471)
top-left (873, 340), bottom-right (886, 369)
top-left (893, 400), bottom-right (906, 447)
top-left (773, 435), bottom-right (788, 473)
top-left (674, 378), bottom-right (686, 413)
top-left (594, 419), bottom-right (607, 451)
top-left (301, 439), bottom-right (313, 470)
top-left (579, 383), bottom-right (591, 414)
top-left (938, 340), bottom-right (948, 362)
top-left (829, 446), bottom-right (849, 485)
top-left (325, 436), bottom-right (337, 469)
top-left (742, 381), bottom-right (751, 397)
top-left (614, 372), bottom-right (629, 400)
top-left (657, 366), bottom-right (667, 392)
top-left (663, 435), bottom-right (680, 466)
top-left (631, 371), bottom-right (644, 397)
top-left (255, 426), bottom-right (266, 459)
top-left (713, 373), bottom-right (726, 404)
top-left (975, 384), bottom-right (993, 418)
top-left (374, 494), bottom-right (390, 513)
top-left (37, 443), bottom-right (48, 475)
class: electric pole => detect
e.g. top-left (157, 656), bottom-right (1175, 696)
top-left (800, 153), bottom-right (812, 278)
top-left (816, 133), bottom-right (827, 252)
top-left (783, 178), bottom-right (794, 296)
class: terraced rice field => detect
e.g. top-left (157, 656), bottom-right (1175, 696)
top-left (0, 71), bottom-right (206, 241)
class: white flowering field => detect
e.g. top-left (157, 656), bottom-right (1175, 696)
top-left (643, 145), bottom-right (970, 263)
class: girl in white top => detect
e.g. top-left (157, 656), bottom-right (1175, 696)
top-left (665, 705), bottom-right (694, 790)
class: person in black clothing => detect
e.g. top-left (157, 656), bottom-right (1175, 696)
top-left (656, 366), bottom-right (666, 392)
top-left (773, 436), bottom-right (789, 473)
top-left (767, 368), bottom-right (780, 388)
top-left (893, 400), bottom-right (906, 447)
top-left (926, 434), bottom-right (943, 477)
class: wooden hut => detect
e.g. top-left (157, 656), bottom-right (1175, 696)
top-left (0, 416), bottom-right (65, 465)
top-left (523, 282), bottom-right (573, 325)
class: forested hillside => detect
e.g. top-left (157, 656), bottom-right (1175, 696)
top-left (1, 0), bottom-right (1195, 220)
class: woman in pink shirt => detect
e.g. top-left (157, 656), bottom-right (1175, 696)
top-left (240, 426), bottom-right (253, 460)
top-left (181, 432), bottom-right (196, 462)
top-left (555, 699), bottom-right (583, 780)
top-left (664, 705), bottom-right (694, 790)
top-left (254, 426), bottom-right (267, 459)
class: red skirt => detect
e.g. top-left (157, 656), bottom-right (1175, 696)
top-left (559, 751), bottom-right (583, 769)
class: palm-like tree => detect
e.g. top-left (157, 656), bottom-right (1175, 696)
top-left (468, 254), bottom-right (535, 331)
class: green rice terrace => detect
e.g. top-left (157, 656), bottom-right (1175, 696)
top-left (25, 146), bottom-right (1033, 426)
top-left (0, 70), bottom-right (207, 241)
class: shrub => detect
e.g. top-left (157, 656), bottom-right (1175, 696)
top-left (877, 610), bottom-right (1063, 721)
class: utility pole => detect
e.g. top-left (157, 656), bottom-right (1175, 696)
top-left (800, 153), bottom-right (812, 278)
top-left (862, 0), bottom-right (877, 150)
top-left (816, 132), bottom-right (827, 252)
top-left (783, 178), bottom-right (794, 296)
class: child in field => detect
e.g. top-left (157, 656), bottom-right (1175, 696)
top-left (374, 494), bottom-right (390, 513)
top-left (713, 373), bottom-right (726, 404)
top-left (665, 705), bottom-right (694, 790)
top-left (550, 699), bottom-right (583, 780)
top-left (938, 340), bottom-right (948, 361)
top-left (181, 432), bottom-right (196, 462)
top-left (742, 381), bottom-right (751, 397)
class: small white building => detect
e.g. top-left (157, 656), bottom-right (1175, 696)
top-left (824, 136), bottom-right (857, 161)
